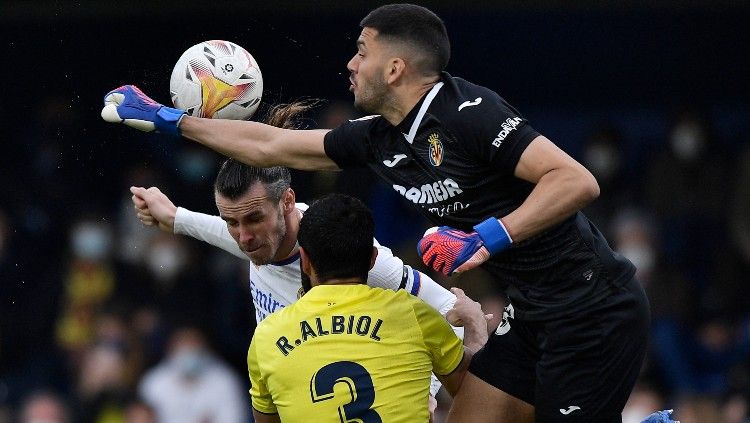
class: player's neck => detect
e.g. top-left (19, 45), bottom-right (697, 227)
top-left (314, 277), bottom-right (366, 287)
top-left (383, 77), bottom-right (439, 126)
top-left (272, 208), bottom-right (302, 262)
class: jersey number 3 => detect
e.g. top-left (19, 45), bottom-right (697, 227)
top-left (310, 361), bottom-right (382, 423)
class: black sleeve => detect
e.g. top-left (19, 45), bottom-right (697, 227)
top-left (323, 117), bottom-right (376, 169)
top-left (458, 90), bottom-right (540, 175)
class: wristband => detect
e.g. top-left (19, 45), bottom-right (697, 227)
top-left (473, 217), bottom-right (512, 255)
top-left (155, 106), bottom-right (186, 136)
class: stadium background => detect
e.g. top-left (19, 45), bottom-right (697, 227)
top-left (1, 1), bottom-right (749, 421)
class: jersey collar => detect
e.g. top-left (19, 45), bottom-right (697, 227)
top-left (397, 80), bottom-right (445, 144)
top-left (269, 249), bottom-right (300, 266)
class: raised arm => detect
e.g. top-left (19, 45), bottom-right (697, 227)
top-left (131, 186), bottom-right (249, 260)
top-left (101, 85), bottom-right (338, 171)
top-left (179, 116), bottom-right (338, 171)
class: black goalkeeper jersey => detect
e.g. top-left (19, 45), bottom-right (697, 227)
top-left (324, 73), bottom-right (635, 320)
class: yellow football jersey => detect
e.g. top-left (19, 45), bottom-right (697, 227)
top-left (248, 284), bottom-right (464, 422)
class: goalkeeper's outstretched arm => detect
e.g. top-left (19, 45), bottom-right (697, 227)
top-left (101, 85), bottom-right (338, 171)
top-left (179, 116), bottom-right (338, 171)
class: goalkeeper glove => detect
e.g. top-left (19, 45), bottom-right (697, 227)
top-left (417, 217), bottom-right (512, 276)
top-left (101, 85), bottom-right (185, 136)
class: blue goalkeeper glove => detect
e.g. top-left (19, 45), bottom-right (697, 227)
top-left (101, 85), bottom-right (185, 136)
top-left (417, 217), bottom-right (512, 276)
top-left (640, 410), bottom-right (679, 423)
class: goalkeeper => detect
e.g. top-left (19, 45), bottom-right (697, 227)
top-left (102, 4), bottom-right (649, 422)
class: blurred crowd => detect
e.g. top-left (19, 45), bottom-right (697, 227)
top-left (1, 96), bottom-right (749, 423)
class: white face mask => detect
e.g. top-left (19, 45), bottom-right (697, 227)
top-left (172, 349), bottom-right (210, 378)
top-left (619, 244), bottom-right (655, 275)
top-left (670, 121), bottom-right (705, 162)
top-left (146, 245), bottom-right (186, 282)
top-left (71, 224), bottom-right (113, 261)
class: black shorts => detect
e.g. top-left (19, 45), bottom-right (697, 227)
top-left (469, 276), bottom-right (650, 422)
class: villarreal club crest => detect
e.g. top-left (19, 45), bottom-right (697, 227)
top-left (428, 133), bottom-right (443, 166)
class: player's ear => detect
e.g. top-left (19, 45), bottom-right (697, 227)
top-left (369, 246), bottom-right (378, 271)
top-left (386, 58), bottom-right (406, 85)
top-left (281, 188), bottom-right (295, 215)
top-left (299, 247), bottom-right (315, 282)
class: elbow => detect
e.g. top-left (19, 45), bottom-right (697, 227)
top-left (585, 173), bottom-right (600, 202)
top-left (576, 168), bottom-right (600, 207)
top-left (251, 141), bottom-right (276, 168)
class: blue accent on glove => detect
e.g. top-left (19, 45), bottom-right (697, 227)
top-left (155, 106), bottom-right (186, 136)
top-left (473, 217), bottom-right (512, 255)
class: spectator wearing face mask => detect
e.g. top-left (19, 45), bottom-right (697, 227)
top-left (56, 218), bottom-right (117, 367)
top-left (613, 210), bottom-right (750, 401)
top-left (139, 233), bottom-right (215, 326)
top-left (612, 208), bottom-right (696, 333)
top-left (643, 111), bottom-right (730, 292)
top-left (138, 327), bottom-right (247, 423)
top-left (579, 124), bottom-right (633, 239)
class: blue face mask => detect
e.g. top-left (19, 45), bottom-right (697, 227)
top-left (173, 349), bottom-right (210, 378)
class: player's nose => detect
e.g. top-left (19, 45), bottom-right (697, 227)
top-left (346, 55), bottom-right (358, 73)
top-left (239, 227), bottom-right (255, 244)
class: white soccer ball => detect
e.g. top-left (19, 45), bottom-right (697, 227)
top-left (169, 40), bottom-right (263, 120)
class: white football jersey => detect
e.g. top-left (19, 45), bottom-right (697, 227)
top-left (175, 204), bottom-right (444, 323)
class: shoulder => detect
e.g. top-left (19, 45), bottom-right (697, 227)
top-left (255, 304), bottom-right (296, 336)
top-left (380, 286), bottom-right (423, 308)
top-left (437, 74), bottom-right (498, 108)
top-left (436, 74), bottom-right (513, 121)
top-left (329, 114), bottom-right (387, 136)
top-left (366, 286), bottom-right (410, 302)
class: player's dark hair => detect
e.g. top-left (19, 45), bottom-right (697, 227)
top-left (298, 194), bottom-right (374, 283)
top-left (360, 4), bottom-right (450, 75)
top-left (214, 160), bottom-right (290, 202)
top-left (214, 101), bottom-right (317, 201)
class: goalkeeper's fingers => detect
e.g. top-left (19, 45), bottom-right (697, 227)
top-left (101, 91), bottom-right (156, 132)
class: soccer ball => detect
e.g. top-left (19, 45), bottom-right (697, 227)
top-left (169, 40), bottom-right (263, 120)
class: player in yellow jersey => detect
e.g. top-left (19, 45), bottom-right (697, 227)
top-left (248, 194), bottom-right (477, 423)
